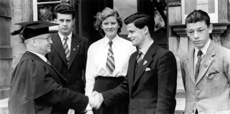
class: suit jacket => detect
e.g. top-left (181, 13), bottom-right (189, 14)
top-left (102, 43), bottom-right (177, 114)
top-left (8, 51), bottom-right (88, 114)
top-left (180, 41), bottom-right (230, 114)
top-left (47, 33), bottom-right (89, 93)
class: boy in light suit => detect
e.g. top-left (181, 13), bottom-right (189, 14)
top-left (181, 10), bottom-right (230, 114)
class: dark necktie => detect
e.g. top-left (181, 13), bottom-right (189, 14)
top-left (134, 51), bottom-right (143, 82)
top-left (136, 51), bottom-right (143, 67)
top-left (195, 50), bottom-right (203, 81)
top-left (106, 41), bottom-right (115, 73)
top-left (63, 37), bottom-right (70, 63)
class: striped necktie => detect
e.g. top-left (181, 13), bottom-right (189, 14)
top-left (136, 51), bottom-right (143, 67)
top-left (106, 41), bottom-right (115, 73)
top-left (195, 50), bottom-right (203, 81)
top-left (63, 37), bottom-right (70, 63)
top-left (134, 51), bottom-right (143, 81)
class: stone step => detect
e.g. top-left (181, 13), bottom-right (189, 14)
top-left (0, 97), bottom-right (184, 114)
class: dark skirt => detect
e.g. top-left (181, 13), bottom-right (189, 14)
top-left (93, 76), bottom-right (129, 114)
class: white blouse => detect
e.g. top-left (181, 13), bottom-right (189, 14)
top-left (85, 35), bottom-right (136, 95)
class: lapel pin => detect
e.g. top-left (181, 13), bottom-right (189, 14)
top-left (73, 48), bottom-right (76, 51)
top-left (143, 60), bottom-right (148, 66)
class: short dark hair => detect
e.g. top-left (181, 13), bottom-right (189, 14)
top-left (94, 7), bottom-right (123, 37)
top-left (185, 10), bottom-right (210, 26)
top-left (54, 3), bottom-right (75, 19)
top-left (124, 13), bottom-right (155, 38)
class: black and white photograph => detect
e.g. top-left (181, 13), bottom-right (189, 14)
top-left (1, 0), bottom-right (230, 114)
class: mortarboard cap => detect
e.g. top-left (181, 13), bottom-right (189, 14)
top-left (11, 21), bottom-right (58, 40)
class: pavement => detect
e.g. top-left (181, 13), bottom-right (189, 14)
top-left (0, 98), bottom-right (185, 114)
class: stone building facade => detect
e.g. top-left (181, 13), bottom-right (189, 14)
top-left (1, 0), bottom-right (230, 113)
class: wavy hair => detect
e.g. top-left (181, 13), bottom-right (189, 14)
top-left (94, 7), bottom-right (123, 37)
top-left (124, 13), bottom-right (155, 38)
top-left (185, 9), bottom-right (210, 26)
top-left (53, 3), bottom-right (75, 19)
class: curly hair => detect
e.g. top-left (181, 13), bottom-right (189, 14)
top-left (94, 7), bottom-right (123, 37)
top-left (53, 3), bottom-right (75, 19)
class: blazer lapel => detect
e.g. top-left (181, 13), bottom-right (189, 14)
top-left (68, 34), bottom-right (80, 69)
top-left (52, 34), bottom-right (68, 65)
top-left (196, 41), bottom-right (215, 84)
top-left (185, 49), bottom-right (196, 84)
top-left (49, 64), bottom-right (68, 84)
top-left (132, 43), bottom-right (157, 86)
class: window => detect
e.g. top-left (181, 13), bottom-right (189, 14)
top-left (33, 0), bottom-right (61, 21)
top-left (113, 0), bottom-right (137, 35)
top-left (182, 0), bottom-right (218, 24)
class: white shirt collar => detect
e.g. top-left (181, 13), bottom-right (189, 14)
top-left (58, 32), bottom-right (72, 50)
top-left (103, 35), bottom-right (119, 48)
top-left (28, 50), bottom-right (48, 62)
top-left (194, 39), bottom-right (211, 56)
top-left (139, 40), bottom-right (154, 56)
top-left (58, 32), bottom-right (72, 42)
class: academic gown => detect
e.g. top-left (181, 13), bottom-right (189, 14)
top-left (8, 51), bottom-right (88, 114)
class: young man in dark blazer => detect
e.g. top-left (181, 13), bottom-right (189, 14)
top-left (94, 13), bottom-right (178, 114)
top-left (46, 3), bottom-right (89, 114)
top-left (47, 3), bottom-right (88, 114)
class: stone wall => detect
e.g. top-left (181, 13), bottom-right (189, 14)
top-left (168, 0), bottom-right (230, 97)
top-left (0, 0), bottom-right (12, 99)
top-left (11, 0), bottom-right (32, 68)
top-left (0, 0), bottom-right (32, 99)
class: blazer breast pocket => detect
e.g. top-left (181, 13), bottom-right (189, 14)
top-left (144, 68), bottom-right (156, 76)
top-left (145, 67), bottom-right (151, 71)
top-left (206, 69), bottom-right (219, 80)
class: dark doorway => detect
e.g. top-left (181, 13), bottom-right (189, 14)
top-left (72, 0), bottom-right (113, 44)
top-left (138, 0), bottom-right (168, 49)
top-left (71, 0), bottom-right (168, 47)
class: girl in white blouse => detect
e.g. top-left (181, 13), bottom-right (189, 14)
top-left (85, 7), bottom-right (136, 114)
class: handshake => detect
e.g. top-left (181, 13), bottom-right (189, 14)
top-left (88, 91), bottom-right (104, 109)
top-left (68, 91), bottom-right (103, 114)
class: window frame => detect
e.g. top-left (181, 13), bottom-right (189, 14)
top-left (181, 0), bottom-right (218, 24)
top-left (32, 0), bottom-right (61, 21)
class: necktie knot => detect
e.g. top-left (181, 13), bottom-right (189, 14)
top-left (137, 51), bottom-right (142, 58)
top-left (197, 50), bottom-right (203, 57)
top-left (64, 37), bottom-right (68, 42)
top-left (108, 41), bottom-right (113, 47)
